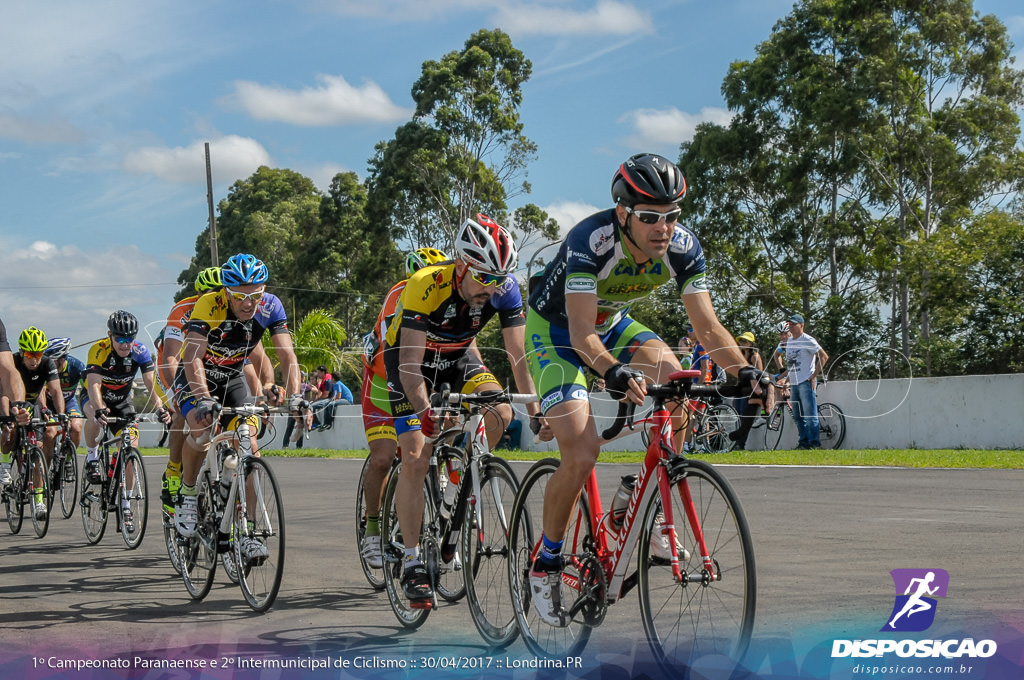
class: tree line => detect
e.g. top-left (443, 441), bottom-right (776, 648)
top-left (177, 1), bottom-right (1024, 389)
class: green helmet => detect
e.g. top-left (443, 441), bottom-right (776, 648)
top-left (194, 266), bottom-right (223, 293)
top-left (18, 327), bottom-right (49, 353)
top-left (405, 247), bottom-right (449, 276)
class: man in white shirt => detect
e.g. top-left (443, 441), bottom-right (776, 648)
top-left (783, 313), bottom-right (829, 449)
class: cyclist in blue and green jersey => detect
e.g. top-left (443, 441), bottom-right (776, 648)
top-left (524, 153), bottom-right (765, 626)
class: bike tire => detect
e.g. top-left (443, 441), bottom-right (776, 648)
top-left (57, 442), bottom-right (78, 519)
top-left (817, 402), bottom-right (846, 449)
top-left (162, 508), bottom-right (183, 576)
top-left (80, 455), bottom-right (107, 543)
top-left (434, 445), bottom-right (467, 603)
top-left (638, 458), bottom-right (756, 674)
top-left (235, 456), bottom-right (285, 612)
top-left (764, 407), bottom-right (786, 451)
top-left (380, 460), bottom-right (431, 629)
top-left (355, 455), bottom-right (387, 591)
top-left (4, 454), bottom-right (24, 535)
top-left (28, 446), bottom-right (50, 539)
top-left (119, 448), bottom-right (148, 549)
top-left (463, 455), bottom-right (520, 648)
top-left (508, 458), bottom-right (594, 658)
top-left (704, 404), bottom-right (740, 454)
top-left (180, 475), bottom-right (218, 600)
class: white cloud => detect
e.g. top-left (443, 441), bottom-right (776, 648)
top-left (0, 113), bottom-right (82, 144)
top-left (227, 74), bottom-right (412, 126)
top-left (0, 239), bottom-right (177, 352)
top-left (620, 106), bottom-right (734, 150)
top-left (123, 136), bottom-right (272, 184)
top-left (544, 200), bottom-right (602, 237)
top-left (496, 1), bottom-right (652, 37)
top-left (301, 161), bottom-right (354, 193)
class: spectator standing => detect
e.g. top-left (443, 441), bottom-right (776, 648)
top-left (782, 314), bottom-right (828, 449)
top-left (728, 332), bottom-right (767, 450)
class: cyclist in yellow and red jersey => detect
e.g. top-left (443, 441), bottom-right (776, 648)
top-left (82, 311), bottom-right (171, 529)
top-left (382, 215), bottom-right (548, 608)
top-left (173, 253), bottom-right (302, 562)
top-left (0, 317), bottom-right (31, 487)
top-left (358, 246), bottom-right (449, 570)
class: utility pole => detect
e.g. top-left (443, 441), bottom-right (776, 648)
top-left (205, 142), bottom-right (219, 265)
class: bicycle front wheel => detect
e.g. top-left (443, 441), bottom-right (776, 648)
top-left (234, 457), bottom-right (285, 612)
top-left (704, 404), bottom-right (739, 454)
top-left (57, 441), bottom-right (79, 519)
top-left (434, 446), bottom-right (466, 603)
top-left (180, 476), bottom-right (218, 600)
top-left (119, 448), bottom-right (148, 549)
top-left (28, 446), bottom-right (50, 538)
top-left (508, 458), bottom-right (594, 658)
top-left (764, 407), bottom-right (786, 451)
top-left (380, 461), bottom-right (431, 629)
top-left (80, 456), bottom-right (107, 543)
top-left (4, 456), bottom-right (24, 535)
top-left (355, 455), bottom-right (386, 591)
top-left (817, 403), bottom-right (846, 449)
top-left (463, 455), bottom-right (519, 648)
top-left (638, 458), bottom-right (756, 674)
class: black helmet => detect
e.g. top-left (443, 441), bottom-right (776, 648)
top-left (107, 310), bottom-right (138, 337)
top-left (611, 153), bottom-right (687, 207)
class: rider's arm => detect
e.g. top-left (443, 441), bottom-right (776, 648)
top-left (269, 329), bottom-right (301, 398)
top-left (139, 369), bottom-right (166, 409)
top-left (46, 378), bottom-right (65, 415)
top-left (160, 337), bottom-right (182, 390)
top-left (181, 332), bottom-right (212, 400)
top-left (397, 327), bottom-right (431, 416)
top-left (565, 293), bottom-right (622, 377)
top-left (247, 342), bottom-right (276, 395)
top-left (501, 325), bottom-right (541, 418)
top-left (85, 373), bottom-right (105, 409)
top-left (682, 292), bottom-right (750, 377)
top-left (0, 351), bottom-right (26, 402)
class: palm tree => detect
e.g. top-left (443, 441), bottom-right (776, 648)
top-left (262, 308), bottom-right (360, 387)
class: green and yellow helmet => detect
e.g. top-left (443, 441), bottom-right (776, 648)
top-left (194, 266), bottom-right (223, 293)
top-left (405, 247), bottom-right (449, 276)
top-left (18, 327), bottom-right (48, 353)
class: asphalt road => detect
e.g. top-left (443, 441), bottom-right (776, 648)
top-left (1, 456), bottom-right (1021, 679)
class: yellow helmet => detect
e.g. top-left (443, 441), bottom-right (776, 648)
top-left (405, 247), bottom-right (449, 276)
top-left (18, 327), bottom-right (49, 353)
top-left (194, 266), bottom-right (223, 293)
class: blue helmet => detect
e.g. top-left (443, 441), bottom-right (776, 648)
top-left (221, 253), bottom-right (269, 287)
top-left (44, 336), bottom-right (72, 359)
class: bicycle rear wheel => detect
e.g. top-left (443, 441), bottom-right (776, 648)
top-left (355, 455), bottom-right (387, 591)
top-left (763, 407), bottom-right (786, 451)
top-left (380, 461), bottom-right (431, 628)
top-left (704, 404), bottom-right (739, 454)
top-left (80, 455), bottom-right (107, 543)
top-left (463, 455), bottom-right (519, 648)
top-left (234, 456), bottom-right (285, 612)
top-left (180, 476), bottom-right (218, 600)
top-left (508, 458), bottom-right (594, 658)
top-left (4, 456), bottom-right (24, 534)
top-left (57, 442), bottom-right (79, 519)
top-left (638, 458), bottom-right (756, 674)
top-left (119, 448), bottom-right (148, 549)
top-left (817, 403), bottom-right (846, 449)
top-left (28, 446), bottom-right (50, 538)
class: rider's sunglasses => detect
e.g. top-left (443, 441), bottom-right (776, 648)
top-left (226, 287), bottom-right (265, 302)
top-left (468, 269), bottom-right (507, 287)
top-left (113, 336), bottom-right (135, 345)
top-left (23, 351), bottom-right (44, 359)
top-left (625, 206), bottom-right (682, 225)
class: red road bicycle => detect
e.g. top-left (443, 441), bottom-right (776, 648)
top-left (507, 369), bottom-right (756, 674)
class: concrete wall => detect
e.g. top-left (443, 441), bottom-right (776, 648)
top-left (136, 374), bottom-right (1024, 451)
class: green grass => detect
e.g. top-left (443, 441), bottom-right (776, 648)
top-left (138, 447), bottom-right (1024, 469)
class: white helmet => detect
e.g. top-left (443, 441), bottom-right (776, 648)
top-left (455, 214), bottom-right (518, 275)
top-left (776, 321), bottom-right (791, 334)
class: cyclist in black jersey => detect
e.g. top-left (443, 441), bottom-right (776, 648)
top-left (0, 318), bottom-right (31, 486)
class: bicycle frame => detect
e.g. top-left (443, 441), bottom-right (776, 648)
top-left (98, 417), bottom-right (141, 507)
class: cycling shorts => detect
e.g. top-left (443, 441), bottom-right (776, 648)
top-left (525, 312), bottom-right (658, 415)
top-left (80, 393), bottom-right (137, 433)
top-left (361, 362), bottom-right (395, 443)
top-left (382, 346), bottom-right (499, 437)
top-left (45, 394), bottom-right (82, 418)
top-left (171, 366), bottom-right (252, 426)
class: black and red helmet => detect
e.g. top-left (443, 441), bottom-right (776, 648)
top-left (611, 153), bottom-right (687, 207)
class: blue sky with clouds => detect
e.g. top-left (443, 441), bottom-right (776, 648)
top-left (1, 0), bottom-right (1021, 355)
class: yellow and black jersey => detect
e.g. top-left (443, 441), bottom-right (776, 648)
top-left (183, 289), bottom-right (289, 378)
top-left (84, 339), bottom-right (155, 404)
top-left (384, 263), bottom-right (525, 353)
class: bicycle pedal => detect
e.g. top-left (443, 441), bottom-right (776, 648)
top-left (409, 598), bottom-right (433, 610)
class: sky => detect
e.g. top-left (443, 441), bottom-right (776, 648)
top-left (1, 0), bottom-right (1022, 359)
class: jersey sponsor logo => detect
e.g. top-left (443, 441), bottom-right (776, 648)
top-left (588, 225), bottom-right (615, 255)
top-left (606, 282), bottom-right (656, 296)
top-left (566, 248), bottom-right (596, 266)
top-left (613, 261), bottom-right (663, 277)
top-left (668, 227), bottom-right (693, 254)
top-left (540, 392), bottom-right (563, 411)
top-left (569, 388), bottom-right (589, 401)
top-left (565, 276), bottom-right (596, 292)
top-left (530, 333), bottom-right (551, 368)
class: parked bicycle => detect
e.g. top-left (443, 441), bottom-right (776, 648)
top-left (171, 403), bottom-right (287, 613)
top-left (1, 414), bottom-right (51, 538)
top-left (376, 387), bottom-right (532, 648)
top-left (687, 395), bottom-right (739, 454)
top-left (79, 413), bottom-right (150, 548)
top-left (507, 369), bottom-right (756, 674)
top-left (760, 379), bottom-right (846, 450)
top-left (47, 413), bottom-right (82, 520)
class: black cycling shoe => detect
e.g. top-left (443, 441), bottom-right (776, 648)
top-left (85, 460), bottom-right (103, 485)
top-left (401, 563), bottom-right (434, 609)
